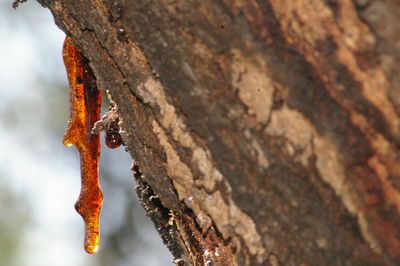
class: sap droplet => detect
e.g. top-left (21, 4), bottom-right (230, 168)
top-left (105, 132), bottom-right (122, 148)
top-left (105, 121), bottom-right (122, 149)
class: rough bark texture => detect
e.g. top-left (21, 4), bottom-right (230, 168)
top-left (37, 0), bottom-right (400, 265)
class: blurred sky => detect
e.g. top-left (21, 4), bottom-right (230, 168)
top-left (0, 1), bottom-right (172, 265)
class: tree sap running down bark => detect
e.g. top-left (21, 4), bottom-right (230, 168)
top-left (39, 0), bottom-right (400, 265)
top-left (62, 36), bottom-right (103, 254)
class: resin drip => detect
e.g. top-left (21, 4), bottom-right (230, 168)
top-left (105, 120), bottom-right (122, 149)
top-left (62, 36), bottom-right (103, 254)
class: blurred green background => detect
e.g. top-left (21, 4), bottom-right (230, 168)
top-left (0, 1), bottom-right (172, 265)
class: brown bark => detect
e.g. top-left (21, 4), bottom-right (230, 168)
top-left (37, 0), bottom-right (400, 265)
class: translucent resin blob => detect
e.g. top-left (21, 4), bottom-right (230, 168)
top-left (62, 36), bottom-right (103, 254)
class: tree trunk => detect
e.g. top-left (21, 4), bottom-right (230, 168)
top-left (37, 0), bottom-right (400, 265)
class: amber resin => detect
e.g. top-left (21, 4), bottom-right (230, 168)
top-left (62, 36), bottom-right (103, 254)
top-left (105, 120), bottom-right (122, 149)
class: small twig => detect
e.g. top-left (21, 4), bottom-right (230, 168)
top-left (12, 0), bottom-right (28, 9)
top-left (91, 107), bottom-right (119, 134)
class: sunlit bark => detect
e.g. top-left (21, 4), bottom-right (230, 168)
top-left (39, 0), bottom-right (400, 265)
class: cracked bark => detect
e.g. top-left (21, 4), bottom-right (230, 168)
top-left (37, 0), bottom-right (400, 265)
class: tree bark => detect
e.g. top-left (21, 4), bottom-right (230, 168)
top-left (37, 0), bottom-right (400, 265)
